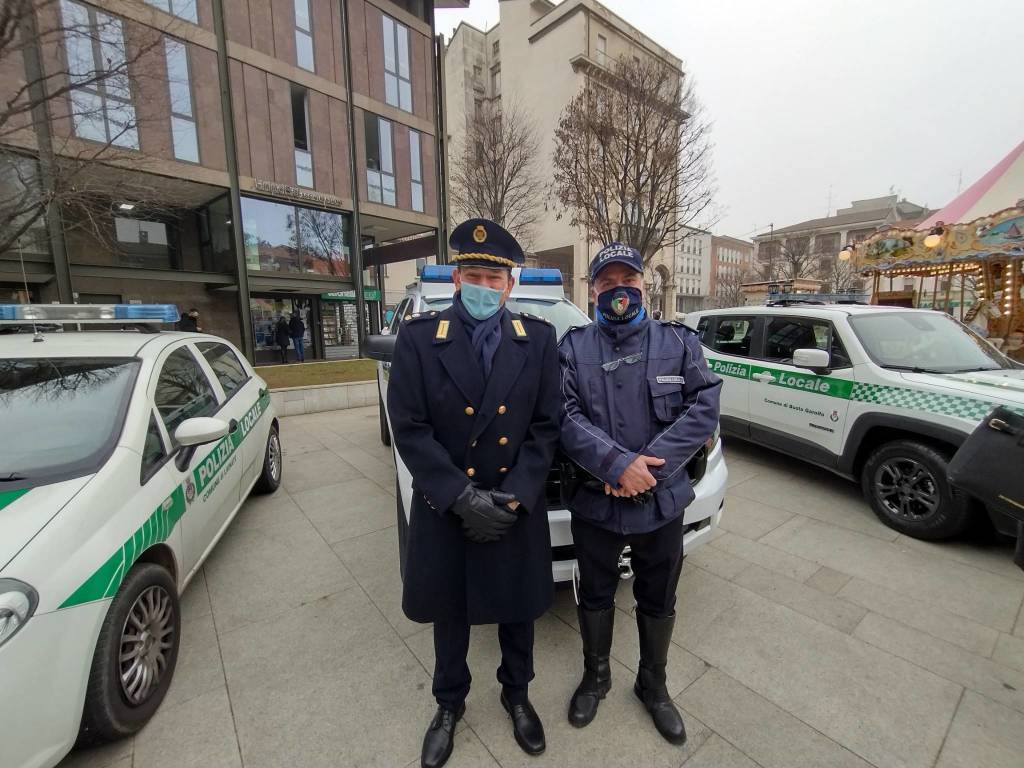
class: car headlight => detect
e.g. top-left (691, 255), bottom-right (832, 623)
top-left (0, 579), bottom-right (38, 648)
top-left (705, 424), bottom-right (721, 452)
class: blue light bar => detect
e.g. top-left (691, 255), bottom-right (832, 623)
top-left (0, 304), bottom-right (180, 324)
top-left (518, 268), bottom-right (563, 285)
top-left (421, 265), bottom-right (456, 282)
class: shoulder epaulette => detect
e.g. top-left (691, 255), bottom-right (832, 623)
top-left (659, 319), bottom-right (698, 334)
top-left (403, 311), bottom-right (438, 323)
top-left (518, 312), bottom-right (552, 326)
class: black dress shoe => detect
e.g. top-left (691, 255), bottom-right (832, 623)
top-left (500, 691), bottom-right (546, 755)
top-left (421, 702), bottom-right (465, 768)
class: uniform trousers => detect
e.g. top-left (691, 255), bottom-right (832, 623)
top-left (432, 619), bottom-right (534, 710)
top-left (572, 515), bottom-right (685, 618)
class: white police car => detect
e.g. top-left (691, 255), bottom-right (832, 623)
top-left (0, 304), bottom-right (281, 768)
top-left (370, 266), bottom-right (728, 582)
top-left (688, 304), bottom-right (1024, 541)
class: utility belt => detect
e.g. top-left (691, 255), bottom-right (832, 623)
top-left (558, 458), bottom-right (654, 506)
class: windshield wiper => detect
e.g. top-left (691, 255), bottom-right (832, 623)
top-left (880, 365), bottom-right (949, 374)
top-left (0, 473), bottom-right (27, 482)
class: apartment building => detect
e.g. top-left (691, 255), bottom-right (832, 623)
top-left (1, 0), bottom-right (465, 362)
top-left (673, 227), bottom-right (711, 314)
top-left (752, 195), bottom-right (931, 280)
top-left (443, 0), bottom-right (685, 314)
top-left (708, 234), bottom-right (754, 308)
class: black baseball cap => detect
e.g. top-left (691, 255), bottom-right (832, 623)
top-left (589, 242), bottom-right (643, 281)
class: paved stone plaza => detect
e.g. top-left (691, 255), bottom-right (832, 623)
top-left (60, 406), bottom-right (1024, 768)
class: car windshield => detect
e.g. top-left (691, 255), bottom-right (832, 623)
top-left (848, 312), bottom-right (1016, 373)
top-left (425, 297), bottom-right (590, 338)
top-left (0, 358), bottom-right (140, 490)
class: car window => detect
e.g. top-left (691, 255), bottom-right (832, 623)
top-left (141, 412), bottom-right (168, 482)
top-left (390, 298), bottom-right (412, 332)
top-left (695, 317), bottom-right (710, 343)
top-left (765, 317), bottom-right (852, 368)
top-left (709, 317), bottom-right (755, 357)
top-left (155, 347), bottom-right (218, 445)
top-left (196, 341), bottom-right (248, 399)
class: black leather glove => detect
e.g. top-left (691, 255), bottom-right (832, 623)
top-left (489, 490), bottom-right (519, 513)
top-left (452, 485), bottom-right (517, 542)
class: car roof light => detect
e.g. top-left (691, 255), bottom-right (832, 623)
top-left (421, 265), bottom-right (456, 282)
top-left (0, 304), bottom-right (181, 324)
top-left (518, 268), bottom-right (563, 285)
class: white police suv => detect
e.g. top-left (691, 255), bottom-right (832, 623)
top-left (370, 266), bottom-right (729, 582)
top-left (688, 304), bottom-right (1024, 541)
top-left (0, 304), bottom-right (281, 768)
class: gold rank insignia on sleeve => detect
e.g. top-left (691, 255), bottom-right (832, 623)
top-left (436, 319), bottom-right (450, 340)
top-left (511, 319), bottom-right (527, 337)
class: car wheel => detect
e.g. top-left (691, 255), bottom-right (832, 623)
top-left (861, 440), bottom-right (970, 540)
top-left (378, 383), bottom-right (391, 447)
top-left (396, 472), bottom-right (408, 581)
top-left (254, 425), bottom-right (282, 494)
top-left (78, 563), bottom-right (180, 745)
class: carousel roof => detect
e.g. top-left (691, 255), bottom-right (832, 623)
top-left (918, 139), bottom-right (1024, 230)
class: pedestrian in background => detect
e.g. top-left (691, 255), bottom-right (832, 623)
top-left (178, 307), bottom-right (201, 332)
top-left (274, 316), bottom-right (290, 364)
top-left (289, 312), bottom-right (306, 362)
top-left (558, 242), bottom-right (721, 746)
top-left (388, 218), bottom-right (560, 768)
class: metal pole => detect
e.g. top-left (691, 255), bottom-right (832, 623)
top-left (434, 32), bottom-right (450, 265)
top-left (211, 0), bottom-right (254, 359)
top-left (767, 223), bottom-right (774, 280)
top-left (339, 0), bottom-right (366, 356)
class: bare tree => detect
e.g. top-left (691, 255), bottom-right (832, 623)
top-left (448, 98), bottom-right (542, 248)
top-left (551, 55), bottom-right (715, 264)
top-left (1, 0), bottom-right (182, 259)
top-left (712, 264), bottom-right (754, 308)
top-left (817, 253), bottom-right (864, 294)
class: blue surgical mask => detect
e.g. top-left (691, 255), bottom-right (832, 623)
top-left (597, 285), bottom-right (644, 324)
top-left (459, 282), bottom-right (504, 320)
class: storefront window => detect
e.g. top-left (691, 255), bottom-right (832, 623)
top-left (250, 296), bottom-right (315, 365)
top-left (241, 196), bottom-right (350, 276)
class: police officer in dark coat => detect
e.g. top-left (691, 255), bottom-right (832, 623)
top-left (387, 218), bottom-right (560, 768)
top-left (558, 243), bottom-right (722, 745)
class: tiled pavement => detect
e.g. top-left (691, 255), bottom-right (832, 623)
top-left (60, 406), bottom-right (1024, 768)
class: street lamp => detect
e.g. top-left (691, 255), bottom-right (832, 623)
top-left (838, 243), bottom-right (855, 261)
top-left (924, 223), bottom-right (944, 249)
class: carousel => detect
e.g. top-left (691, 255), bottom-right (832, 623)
top-left (841, 140), bottom-right (1024, 361)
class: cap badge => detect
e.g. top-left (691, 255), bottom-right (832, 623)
top-left (472, 225), bottom-right (487, 243)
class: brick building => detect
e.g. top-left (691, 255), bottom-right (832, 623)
top-left (0, 0), bottom-right (465, 362)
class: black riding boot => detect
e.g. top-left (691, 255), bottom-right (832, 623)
top-left (633, 611), bottom-right (687, 745)
top-left (568, 606), bottom-right (615, 727)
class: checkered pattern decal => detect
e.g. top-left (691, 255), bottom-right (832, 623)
top-left (849, 382), bottom-right (996, 421)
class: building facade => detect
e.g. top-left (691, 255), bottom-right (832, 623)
top-left (673, 227), bottom-right (711, 314)
top-left (752, 195), bottom-right (931, 283)
top-left (707, 234), bottom-right (754, 308)
top-left (1, 0), bottom-right (465, 363)
top-left (442, 0), bottom-right (685, 314)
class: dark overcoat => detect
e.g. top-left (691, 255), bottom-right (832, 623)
top-left (387, 306), bottom-right (560, 625)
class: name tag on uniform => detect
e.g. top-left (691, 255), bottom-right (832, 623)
top-left (656, 375), bottom-right (686, 384)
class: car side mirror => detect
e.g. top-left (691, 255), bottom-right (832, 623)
top-left (793, 348), bottom-right (831, 373)
top-left (174, 417), bottom-right (230, 447)
top-left (366, 333), bottom-right (397, 363)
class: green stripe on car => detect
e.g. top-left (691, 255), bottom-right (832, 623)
top-left (59, 393), bottom-right (270, 609)
top-left (0, 488), bottom-right (29, 512)
top-left (707, 356), bottom-right (1024, 420)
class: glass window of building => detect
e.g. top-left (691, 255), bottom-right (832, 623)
top-left (492, 39), bottom-right (499, 56)
top-left (291, 85), bottom-right (313, 187)
top-left (114, 216), bottom-right (175, 268)
top-left (364, 113), bottom-right (395, 206)
top-left (294, 0), bottom-right (314, 71)
top-left (382, 15), bottom-right (412, 112)
top-left (596, 33), bottom-right (607, 65)
top-left (409, 129), bottom-right (423, 213)
top-left (491, 67), bottom-right (500, 94)
top-left (144, 0), bottom-right (198, 23)
top-left (163, 37), bottom-right (199, 163)
top-left (241, 196), bottom-right (350, 276)
top-left (60, 0), bottom-right (139, 149)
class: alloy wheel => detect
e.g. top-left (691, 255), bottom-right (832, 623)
top-left (119, 585), bottom-right (175, 706)
top-left (873, 458), bottom-right (940, 521)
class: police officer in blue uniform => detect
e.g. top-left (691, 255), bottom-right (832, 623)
top-left (558, 243), bottom-right (722, 745)
top-left (387, 218), bottom-right (560, 768)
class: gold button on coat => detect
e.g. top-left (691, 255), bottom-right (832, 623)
top-left (499, 437), bottom-right (509, 445)
top-left (499, 467), bottom-right (508, 473)
top-left (498, 405), bottom-right (507, 415)
top-left (466, 468), bottom-right (476, 477)
top-left (471, 440), bottom-right (477, 447)
top-left (465, 406), bottom-right (474, 416)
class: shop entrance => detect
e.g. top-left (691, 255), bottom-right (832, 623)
top-left (250, 295), bottom-right (317, 365)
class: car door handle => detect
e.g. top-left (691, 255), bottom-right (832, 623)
top-left (752, 372), bottom-right (776, 383)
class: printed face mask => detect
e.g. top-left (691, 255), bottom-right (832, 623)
top-left (460, 281), bottom-right (504, 320)
top-left (597, 285), bottom-right (643, 323)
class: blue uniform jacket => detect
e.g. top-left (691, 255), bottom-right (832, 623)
top-left (558, 318), bottom-right (722, 534)
top-left (387, 306), bottom-right (559, 624)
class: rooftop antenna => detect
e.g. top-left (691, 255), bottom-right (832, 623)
top-left (956, 169), bottom-right (963, 194)
top-left (826, 184), bottom-right (833, 217)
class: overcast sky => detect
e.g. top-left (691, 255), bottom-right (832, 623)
top-left (435, 0), bottom-right (1024, 240)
